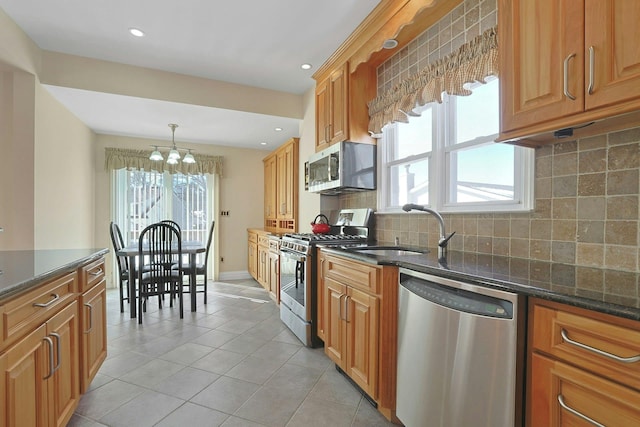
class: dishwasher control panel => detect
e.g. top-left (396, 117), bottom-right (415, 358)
top-left (400, 273), bottom-right (514, 319)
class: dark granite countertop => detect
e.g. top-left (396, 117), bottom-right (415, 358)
top-left (320, 246), bottom-right (640, 321)
top-left (0, 249), bottom-right (109, 301)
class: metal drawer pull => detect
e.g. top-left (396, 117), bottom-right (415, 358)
top-left (588, 46), bottom-right (595, 95)
top-left (43, 336), bottom-right (55, 379)
top-left (560, 328), bottom-right (640, 363)
top-left (50, 332), bottom-right (62, 375)
top-left (557, 395), bottom-right (605, 427)
top-left (89, 268), bottom-right (103, 276)
top-left (33, 293), bottom-right (60, 308)
top-left (563, 53), bottom-right (577, 100)
top-left (84, 303), bottom-right (93, 333)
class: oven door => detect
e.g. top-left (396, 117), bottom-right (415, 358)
top-left (279, 249), bottom-right (311, 322)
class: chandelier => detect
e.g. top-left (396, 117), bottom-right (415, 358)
top-left (149, 123), bottom-right (196, 164)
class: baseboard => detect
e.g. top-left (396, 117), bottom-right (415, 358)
top-left (218, 270), bottom-right (253, 281)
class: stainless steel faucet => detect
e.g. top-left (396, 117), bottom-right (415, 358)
top-left (402, 204), bottom-right (455, 258)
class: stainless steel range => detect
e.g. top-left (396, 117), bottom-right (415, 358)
top-left (279, 209), bottom-right (373, 347)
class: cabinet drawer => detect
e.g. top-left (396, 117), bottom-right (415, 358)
top-left (268, 238), bottom-right (280, 252)
top-left (258, 235), bottom-right (269, 247)
top-left (530, 352), bottom-right (640, 426)
top-left (248, 232), bottom-right (258, 244)
top-left (531, 299), bottom-right (640, 391)
top-left (0, 271), bottom-right (77, 351)
top-left (79, 258), bottom-right (105, 293)
top-left (325, 255), bottom-right (379, 294)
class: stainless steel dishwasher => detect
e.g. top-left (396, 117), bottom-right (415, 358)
top-left (396, 268), bottom-right (525, 427)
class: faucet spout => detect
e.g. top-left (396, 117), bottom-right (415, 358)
top-left (401, 204), bottom-right (455, 258)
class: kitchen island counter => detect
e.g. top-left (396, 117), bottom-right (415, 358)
top-left (0, 248), bottom-right (109, 300)
top-left (320, 246), bottom-right (640, 321)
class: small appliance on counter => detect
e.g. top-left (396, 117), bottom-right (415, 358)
top-left (279, 208), bottom-right (374, 347)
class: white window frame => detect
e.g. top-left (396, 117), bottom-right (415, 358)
top-left (377, 79), bottom-right (534, 214)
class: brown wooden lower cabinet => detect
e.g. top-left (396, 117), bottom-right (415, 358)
top-left (527, 298), bottom-right (640, 426)
top-left (318, 250), bottom-right (398, 422)
top-left (0, 256), bottom-right (107, 427)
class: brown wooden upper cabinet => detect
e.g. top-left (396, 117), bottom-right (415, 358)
top-left (499, 0), bottom-right (640, 145)
top-left (316, 64), bottom-right (349, 152)
top-left (263, 137), bottom-right (298, 233)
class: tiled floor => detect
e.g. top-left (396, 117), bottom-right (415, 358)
top-left (69, 280), bottom-right (396, 427)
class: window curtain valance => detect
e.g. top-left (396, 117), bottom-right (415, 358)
top-left (104, 147), bottom-right (224, 176)
top-left (368, 26), bottom-right (498, 135)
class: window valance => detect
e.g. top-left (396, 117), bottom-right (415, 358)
top-left (368, 26), bottom-right (498, 135)
top-left (104, 147), bottom-right (223, 176)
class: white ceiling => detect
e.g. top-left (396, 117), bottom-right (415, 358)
top-left (0, 0), bottom-right (381, 149)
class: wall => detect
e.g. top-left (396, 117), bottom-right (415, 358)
top-left (0, 70), bottom-right (35, 250)
top-left (34, 84), bottom-right (96, 249)
top-left (340, 0), bottom-right (640, 283)
top-left (94, 134), bottom-right (267, 282)
top-left (297, 87), bottom-right (322, 233)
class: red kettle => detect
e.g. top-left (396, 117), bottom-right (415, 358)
top-left (311, 214), bottom-right (331, 234)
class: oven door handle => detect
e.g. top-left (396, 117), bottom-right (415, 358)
top-left (280, 250), bottom-right (307, 263)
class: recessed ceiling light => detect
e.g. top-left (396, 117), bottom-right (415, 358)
top-left (382, 39), bottom-right (398, 49)
top-left (129, 28), bottom-right (145, 37)
top-left (301, 63), bottom-right (312, 70)
top-left (274, 127), bottom-right (283, 132)
top-left (260, 142), bottom-right (268, 146)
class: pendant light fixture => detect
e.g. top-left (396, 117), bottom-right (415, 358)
top-left (149, 123), bottom-right (196, 165)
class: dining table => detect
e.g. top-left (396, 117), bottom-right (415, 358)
top-left (116, 240), bottom-right (206, 318)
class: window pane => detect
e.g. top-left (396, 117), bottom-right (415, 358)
top-left (455, 78), bottom-right (499, 144)
top-left (389, 158), bottom-right (429, 207)
top-left (172, 174), bottom-right (208, 242)
top-left (127, 170), bottom-right (166, 241)
top-left (448, 143), bottom-right (515, 203)
top-left (395, 106), bottom-right (433, 158)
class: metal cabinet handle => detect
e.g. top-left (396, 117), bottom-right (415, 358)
top-left (344, 295), bottom-right (350, 323)
top-left (557, 395), bottom-right (605, 427)
top-left (320, 259), bottom-right (325, 279)
top-left (84, 303), bottom-right (93, 334)
top-left (588, 46), bottom-right (595, 95)
top-left (33, 293), bottom-right (59, 308)
top-left (50, 332), bottom-right (62, 375)
top-left (43, 336), bottom-right (55, 379)
top-left (560, 328), bottom-right (640, 363)
top-left (89, 268), bottom-right (103, 276)
top-left (563, 53), bottom-right (577, 100)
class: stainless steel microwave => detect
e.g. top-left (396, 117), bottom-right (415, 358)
top-left (306, 141), bottom-right (376, 195)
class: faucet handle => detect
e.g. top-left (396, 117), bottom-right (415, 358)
top-left (439, 231), bottom-right (456, 248)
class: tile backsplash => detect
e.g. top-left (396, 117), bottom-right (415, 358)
top-left (341, 127), bottom-right (640, 277)
top-left (339, 0), bottom-right (640, 279)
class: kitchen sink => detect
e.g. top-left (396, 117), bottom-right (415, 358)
top-left (346, 246), bottom-right (429, 256)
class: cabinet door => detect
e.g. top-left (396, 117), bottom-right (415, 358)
top-left (324, 278), bottom-right (347, 366)
top-left (80, 281), bottom-right (107, 394)
top-left (268, 251), bottom-right (279, 301)
top-left (257, 245), bottom-right (269, 289)
top-left (315, 79), bottom-right (330, 151)
top-left (329, 66), bottom-right (348, 144)
top-left (46, 301), bottom-right (80, 427)
top-left (264, 155), bottom-right (277, 221)
top-left (248, 241), bottom-right (258, 280)
top-left (585, 0), bottom-right (640, 110)
top-left (529, 352), bottom-right (640, 426)
top-left (276, 143), bottom-right (295, 220)
top-left (316, 254), bottom-right (327, 341)
top-left (345, 287), bottom-right (379, 399)
top-left (499, 0), bottom-right (584, 133)
top-left (0, 324), bottom-right (48, 427)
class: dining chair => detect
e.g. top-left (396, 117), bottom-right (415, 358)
top-left (109, 222), bottom-right (130, 313)
top-left (175, 220), bottom-right (214, 304)
top-left (137, 222), bottom-right (184, 324)
top-left (160, 220), bottom-right (181, 236)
